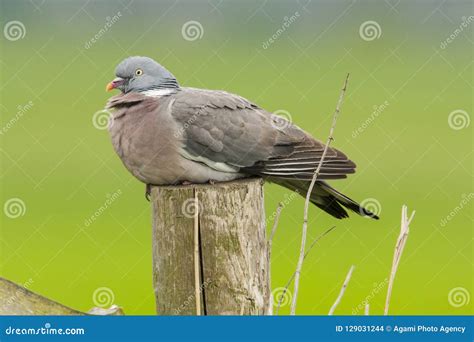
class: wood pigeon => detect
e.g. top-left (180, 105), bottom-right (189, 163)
top-left (105, 56), bottom-right (379, 219)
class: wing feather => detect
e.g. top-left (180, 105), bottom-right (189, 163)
top-left (171, 88), bottom-right (356, 179)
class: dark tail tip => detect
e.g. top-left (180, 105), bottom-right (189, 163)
top-left (361, 207), bottom-right (380, 220)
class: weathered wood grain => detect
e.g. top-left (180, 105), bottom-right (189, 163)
top-left (0, 277), bottom-right (83, 315)
top-left (151, 177), bottom-right (270, 315)
top-left (0, 277), bottom-right (124, 315)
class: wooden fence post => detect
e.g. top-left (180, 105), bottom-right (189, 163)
top-left (150, 177), bottom-right (270, 315)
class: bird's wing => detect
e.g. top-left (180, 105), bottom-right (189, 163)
top-left (171, 88), bottom-right (356, 180)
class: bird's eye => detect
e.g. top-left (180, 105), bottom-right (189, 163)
top-left (135, 69), bottom-right (143, 76)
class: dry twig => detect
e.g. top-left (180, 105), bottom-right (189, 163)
top-left (290, 74), bottom-right (350, 315)
top-left (268, 202), bottom-right (284, 257)
top-left (275, 225), bottom-right (336, 314)
top-left (384, 205), bottom-right (415, 315)
top-left (193, 193), bottom-right (201, 315)
top-left (328, 265), bottom-right (355, 315)
top-left (267, 202), bottom-right (283, 315)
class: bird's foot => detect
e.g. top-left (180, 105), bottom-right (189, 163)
top-left (181, 180), bottom-right (193, 185)
top-left (208, 179), bottom-right (216, 185)
top-left (145, 184), bottom-right (151, 202)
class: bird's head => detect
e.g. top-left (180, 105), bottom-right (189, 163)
top-left (106, 56), bottom-right (179, 93)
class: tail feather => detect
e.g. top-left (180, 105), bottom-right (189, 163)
top-left (318, 181), bottom-right (379, 219)
top-left (313, 197), bottom-right (349, 219)
top-left (271, 178), bottom-right (379, 220)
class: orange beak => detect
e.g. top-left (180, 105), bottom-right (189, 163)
top-left (106, 82), bottom-right (115, 92)
top-left (106, 77), bottom-right (124, 92)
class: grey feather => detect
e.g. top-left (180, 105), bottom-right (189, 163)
top-left (105, 56), bottom-right (379, 220)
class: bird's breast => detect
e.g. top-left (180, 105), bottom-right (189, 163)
top-left (108, 100), bottom-right (186, 184)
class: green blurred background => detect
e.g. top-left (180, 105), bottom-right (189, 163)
top-left (0, 0), bottom-right (472, 315)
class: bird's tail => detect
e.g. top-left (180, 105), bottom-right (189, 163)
top-left (272, 178), bottom-right (379, 220)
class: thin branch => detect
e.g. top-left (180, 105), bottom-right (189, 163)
top-left (328, 265), bottom-right (355, 315)
top-left (275, 225), bottom-right (336, 314)
top-left (268, 202), bottom-right (284, 256)
top-left (193, 193), bottom-right (201, 315)
top-left (267, 202), bottom-right (283, 316)
top-left (303, 226), bottom-right (336, 260)
top-left (384, 205), bottom-right (415, 315)
top-left (290, 73), bottom-right (350, 315)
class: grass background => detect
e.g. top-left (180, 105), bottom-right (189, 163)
top-left (0, 0), bottom-right (472, 315)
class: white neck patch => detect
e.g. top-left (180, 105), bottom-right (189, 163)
top-left (140, 89), bottom-right (175, 97)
